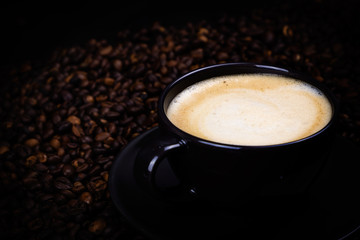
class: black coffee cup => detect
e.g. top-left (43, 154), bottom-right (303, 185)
top-left (134, 63), bottom-right (337, 205)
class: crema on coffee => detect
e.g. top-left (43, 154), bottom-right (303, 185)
top-left (166, 74), bottom-right (332, 146)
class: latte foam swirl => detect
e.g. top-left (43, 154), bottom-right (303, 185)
top-left (166, 74), bottom-right (332, 146)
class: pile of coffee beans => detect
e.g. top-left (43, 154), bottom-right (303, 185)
top-left (0, 1), bottom-right (359, 239)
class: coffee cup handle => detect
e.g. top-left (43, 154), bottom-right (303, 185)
top-left (135, 129), bottom-right (195, 201)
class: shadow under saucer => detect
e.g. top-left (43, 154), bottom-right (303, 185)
top-left (109, 127), bottom-right (360, 240)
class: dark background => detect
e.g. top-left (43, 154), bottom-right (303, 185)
top-left (1, 0), bottom-right (358, 68)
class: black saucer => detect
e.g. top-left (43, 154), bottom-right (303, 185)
top-left (109, 127), bottom-right (360, 240)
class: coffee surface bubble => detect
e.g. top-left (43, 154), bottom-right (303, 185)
top-left (166, 74), bottom-right (332, 146)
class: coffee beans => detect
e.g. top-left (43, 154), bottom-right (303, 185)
top-left (54, 176), bottom-right (73, 190)
top-left (0, 1), bottom-right (359, 239)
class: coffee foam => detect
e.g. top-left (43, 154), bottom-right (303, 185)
top-left (166, 74), bottom-right (332, 146)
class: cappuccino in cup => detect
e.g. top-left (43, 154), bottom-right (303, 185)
top-left (166, 74), bottom-right (332, 146)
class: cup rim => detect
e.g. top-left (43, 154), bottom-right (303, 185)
top-left (158, 62), bottom-right (338, 150)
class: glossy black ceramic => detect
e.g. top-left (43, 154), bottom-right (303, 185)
top-left (134, 63), bottom-right (338, 204)
top-left (109, 128), bottom-right (360, 240)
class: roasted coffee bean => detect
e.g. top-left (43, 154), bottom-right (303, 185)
top-left (39, 193), bottom-right (54, 202)
top-left (48, 154), bottom-right (61, 164)
top-left (25, 155), bottom-right (37, 167)
top-left (43, 127), bottom-right (55, 140)
top-left (50, 138), bottom-right (61, 149)
top-left (23, 177), bottom-right (42, 191)
top-left (57, 121), bottom-right (72, 133)
top-left (42, 173), bottom-right (53, 190)
top-left (54, 176), bottom-right (73, 190)
top-left (88, 218), bottom-right (106, 234)
top-left (95, 132), bottom-right (110, 142)
top-left (49, 163), bottom-right (64, 175)
top-left (76, 163), bottom-right (89, 173)
top-left (80, 135), bottom-right (93, 144)
top-left (61, 189), bottom-right (76, 199)
top-left (24, 138), bottom-right (39, 148)
top-left (34, 163), bottom-right (49, 172)
top-left (66, 142), bottom-right (78, 149)
top-left (62, 164), bottom-right (75, 177)
top-left (88, 165), bottom-right (101, 176)
top-left (66, 115), bottom-right (81, 125)
top-left (72, 124), bottom-right (84, 137)
top-left (105, 111), bottom-right (121, 119)
top-left (0, 145), bottom-right (9, 155)
top-left (92, 147), bottom-right (107, 155)
top-left (80, 191), bottom-right (92, 204)
top-left (96, 156), bottom-right (110, 165)
top-left (87, 178), bottom-right (107, 192)
top-left (84, 148), bottom-right (92, 160)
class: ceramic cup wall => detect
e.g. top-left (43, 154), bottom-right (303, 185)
top-left (134, 63), bottom-right (337, 206)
